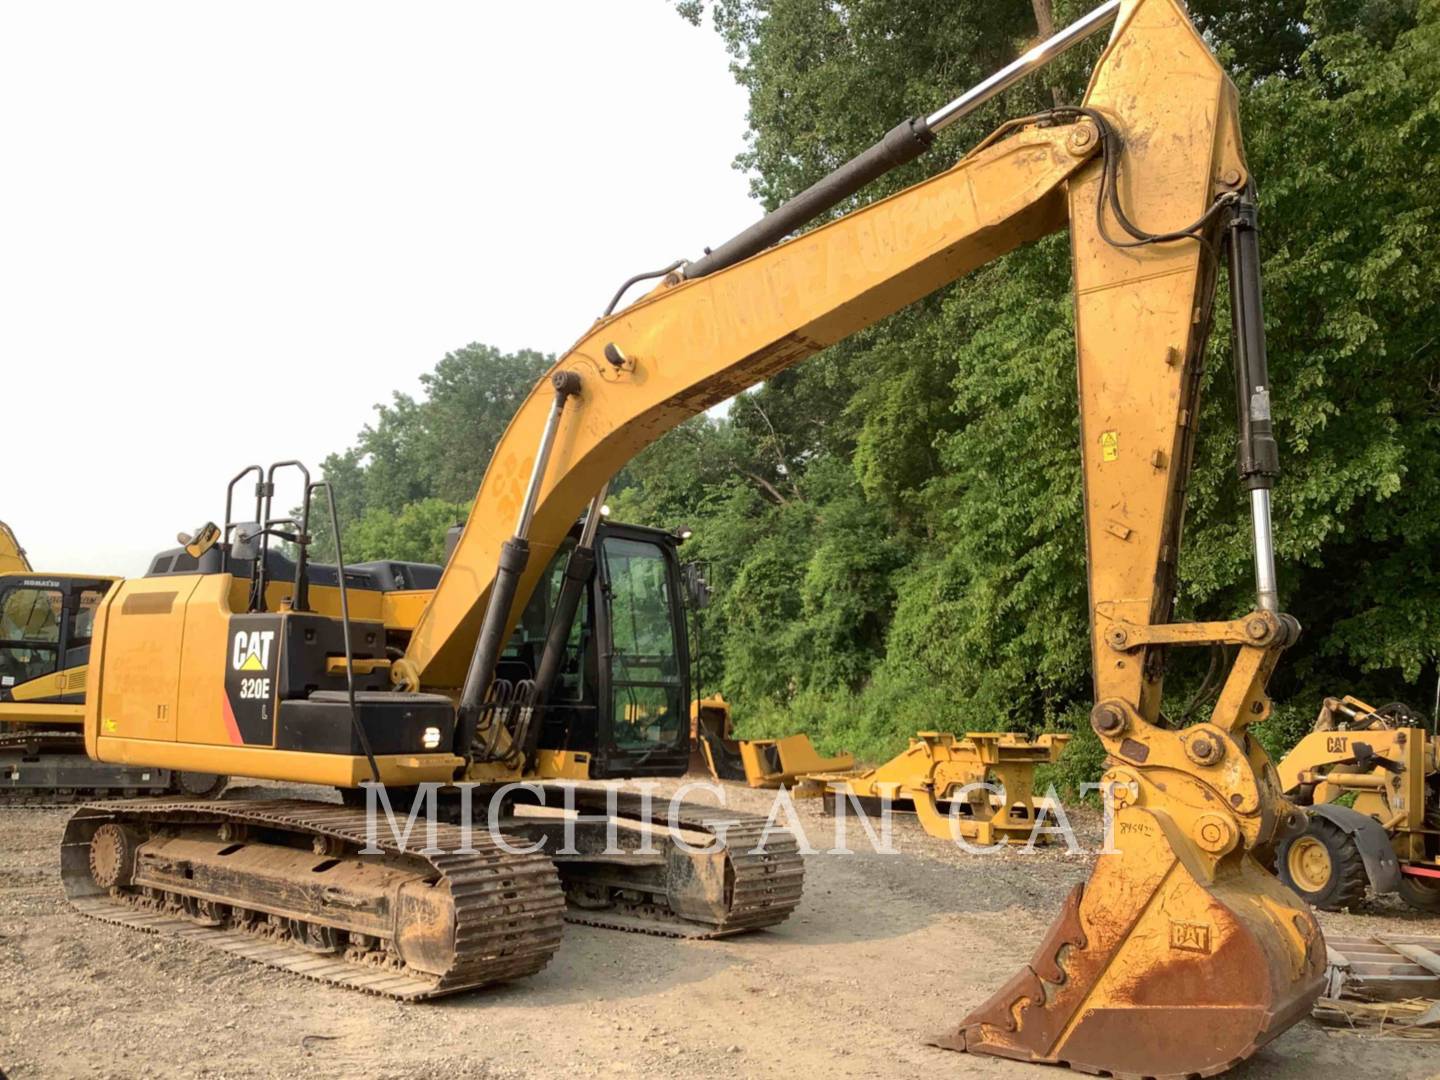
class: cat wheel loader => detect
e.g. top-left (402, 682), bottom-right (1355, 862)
top-left (57, 1), bottom-right (1326, 1074)
top-left (1275, 694), bottom-right (1440, 912)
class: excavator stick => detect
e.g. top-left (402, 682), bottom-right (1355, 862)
top-left (735, 735), bottom-right (854, 789)
top-left (935, 0), bottom-right (1326, 1073)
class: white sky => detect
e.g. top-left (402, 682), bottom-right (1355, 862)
top-left (1, 1), bottom-right (759, 575)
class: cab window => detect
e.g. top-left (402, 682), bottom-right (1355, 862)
top-left (0, 586), bottom-right (63, 689)
top-left (70, 587), bottom-right (105, 645)
top-left (502, 541), bottom-right (588, 702)
top-left (601, 536), bottom-right (682, 753)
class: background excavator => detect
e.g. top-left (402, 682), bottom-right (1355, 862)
top-left (57, 2), bottom-right (1324, 1074)
top-left (0, 522), bottom-right (28, 574)
top-left (0, 527), bottom-right (225, 800)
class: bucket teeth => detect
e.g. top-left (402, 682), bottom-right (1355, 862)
top-left (935, 806), bottom-right (1326, 1079)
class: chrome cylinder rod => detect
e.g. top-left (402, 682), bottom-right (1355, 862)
top-left (1250, 488), bottom-right (1279, 613)
top-left (514, 371), bottom-right (582, 537)
top-left (925, 0), bottom-right (1122, 132)
top-left (577, 483), bottom-right (610, 548)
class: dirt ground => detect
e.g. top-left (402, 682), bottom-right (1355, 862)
top-left (1, 781), bottom-right (1437, 1079)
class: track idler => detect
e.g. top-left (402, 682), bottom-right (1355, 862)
top-left (934, 804), bottom-right (1325, 1078)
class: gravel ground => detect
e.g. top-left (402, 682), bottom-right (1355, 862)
top-left (0, 781), bottom-right (1436, 1079)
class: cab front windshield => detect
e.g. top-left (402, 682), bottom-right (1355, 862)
top-left (601, 536), bottom-right (683, 753)
top-left (0, 586), bottom-right (62, 689)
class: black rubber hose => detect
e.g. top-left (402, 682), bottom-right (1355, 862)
top-left (317, 481), bottom-right (381, 785)
top-left (604, 260), bottom-right (684, 317)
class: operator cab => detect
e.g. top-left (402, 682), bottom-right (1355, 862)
top-left (500, 521), bottom-right (691, 779)
top-left (0, 574), bottom-right (114, 714)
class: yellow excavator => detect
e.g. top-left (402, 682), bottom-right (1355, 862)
top-left (59, 2), bottom-right (1325, 1074)
top-left (0, 531), bottom-right (225, 800)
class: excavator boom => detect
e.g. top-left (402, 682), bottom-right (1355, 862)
top-left (0, 522), bottom-right (30, 574)
top-left (392, 0), bottom-right (1321, 1073)
top-left (398, 121), bottom-right (1091, 689)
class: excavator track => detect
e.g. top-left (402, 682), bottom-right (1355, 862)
top-left (0, 730), bottom-right (174, 806)
top-left (537, 788), bottom-right (805, 938)
top-left (62, 798), bottom-right (565, 1000)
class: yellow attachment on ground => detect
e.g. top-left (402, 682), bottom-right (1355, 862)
top-left (803, 731), bottom-right (1070, 845)
top-left (736, 736), bottom-right (854, 790)
top-left (688, 694), bottom-right (853, 788)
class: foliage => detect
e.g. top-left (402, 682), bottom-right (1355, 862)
top-left (313, 343), bottom-right (550, 560)
top-left (342, 497), bottom-right (470, 565)
top-left (643, 0), bottom-right (1440, 778)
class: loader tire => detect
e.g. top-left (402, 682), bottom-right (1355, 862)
top-left (1276, 816), bottom-right (1368, 911)
top-left (1397, 873), bottom-right (1440, 912)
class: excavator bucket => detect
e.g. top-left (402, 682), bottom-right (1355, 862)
top-left (803, 731), bottom-right (1069, 843)
top-left (935, 805), bottom-right (1325, 1076)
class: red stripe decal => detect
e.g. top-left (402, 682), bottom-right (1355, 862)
top-left (221, 695), bottom-right (244, 746)
top-left (1400, 864), bottom-right (1440, 880)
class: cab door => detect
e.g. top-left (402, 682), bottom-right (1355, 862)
top-left (593, 528), bottom-right (690, 778)
top-left (0, 578), bottom-right (65, 702)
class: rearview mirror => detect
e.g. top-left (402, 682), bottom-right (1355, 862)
top-left (682, 561), bottom-right (711, 610)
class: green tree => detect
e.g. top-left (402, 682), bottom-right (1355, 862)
top-left (649, 0), bottom-right (1439, 779)
top-left (344, 498), bottom-right (471, 564)
top-left (312, 343), bottom-right (551, 561)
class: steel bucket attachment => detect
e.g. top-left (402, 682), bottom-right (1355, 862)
top-left (934, 804), bottom-right (1325, 1078)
